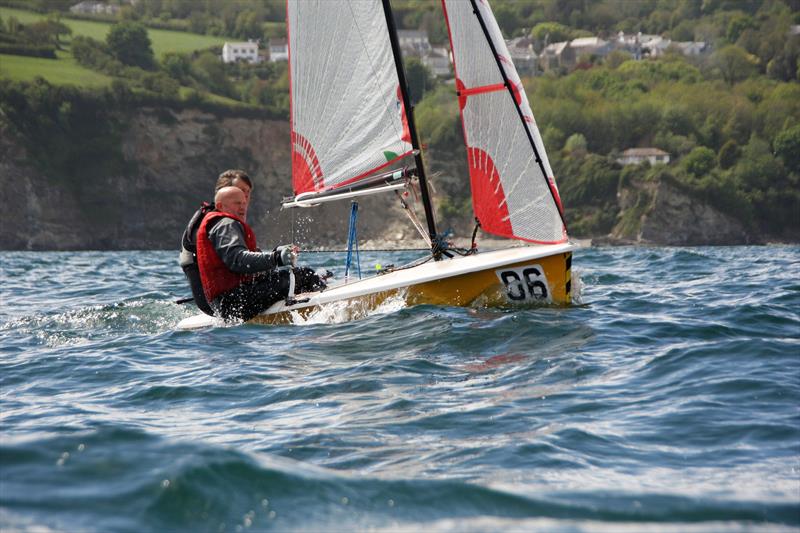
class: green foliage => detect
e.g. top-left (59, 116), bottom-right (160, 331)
top-left (415, 85), bottom-right (460, 152)
top-left (683, 146), bottom-right (717, 177)
top-left (0, 77), bottom-right (128, 199)
top-left (0, 42), bottom-right (55, 58)
top-left (726, 13), bottom-right (757, 43)
top-left (563, 132), bottom-right (587, 156)
top-left (559, 154), bottom-right (619, 206)
top-left (530, 22), bottom-right (572, 46)
top-left (718, 140), bottom-right (740, 169)
top-left (405, 57), bottom-right (436, 104)
top-left (191, 50), bottom-right (234, 98)
top-left (712, 45), bottom-right (758, 85)
top-left (107, 21), bottom-right (155, 70)
top-left (773, 124), bottom-right (800, 173)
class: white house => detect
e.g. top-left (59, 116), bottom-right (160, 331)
top-left (421, 46), bottom-right (452, 78)
top-left (222, 41), bottom-right (260, 64)
top-left (618, 148), bottom-right (670, 166)
top-left (398, 30), bottom-right (431, 56)
top-left (569, 36), bottom-right (612, 59)
top-left (506, 36), bottom-right (538, 76)
top-left (672, 41), bottom-right (709, 56)
top-left (268, 38), bottom-right (288, 62)
top-left (69, 1), bottom-right (120, 15)
top-left (539, 41), bottom-right (570, 72)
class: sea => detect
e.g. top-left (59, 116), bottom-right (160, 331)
top-left (1, 246), bottom-right (798, 532)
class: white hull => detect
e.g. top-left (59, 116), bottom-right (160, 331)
top-left (176, 243), bottom-right (575, 330)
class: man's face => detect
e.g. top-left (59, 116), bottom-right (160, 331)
top-left (217, 187), bottom-right (248, 221)
top-left (232, 178), bottom-right (252, 205)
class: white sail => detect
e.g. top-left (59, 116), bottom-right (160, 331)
top-left (288, 0), bottom-right (413, 196)
top-left (442, 0), bottom-right (567, 244)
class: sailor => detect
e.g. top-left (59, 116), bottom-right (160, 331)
top-left (196, 186), bottom-right (326, 321)
top-left (179, 170), bottom-right (253, 315)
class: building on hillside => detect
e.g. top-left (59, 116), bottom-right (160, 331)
top-left (421, 46), bottom-right (452, 78)
top-left (539, 41), bottom-right (571, 72)
top-left (615, 32), bottom-right (669, 59)
top-left (569, 36), bottom-right (612, 62)
top-left (268, 38), bottom-right (288, 62)
top-left (671, 41), bottom-right (709, 56)
top-left (222, 41), bottom-right (260, 64)
top-left (398, 30), bottom-right (431, 56)
top-left (69, 1), bottom-right (120, 15)
top-left (506, 36), bottom-right (538, 76)
top-left (618, 148), bottom-right (670, 166)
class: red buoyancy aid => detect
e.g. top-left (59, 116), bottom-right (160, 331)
top-left (196, 211), bottom-right (259, 302)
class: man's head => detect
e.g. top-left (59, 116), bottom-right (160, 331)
top-left (215, 186), bottom-right (248, 221)
top-left (215, 169), bottom-right (252, 205)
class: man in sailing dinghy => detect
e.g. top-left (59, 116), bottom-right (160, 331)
top-left (179, 170), bottom-right (253, 315)
top-left (196, 186), bottom-right (326, 321)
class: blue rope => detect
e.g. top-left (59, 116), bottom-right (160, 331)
top-left (344, 201), bottom-right (361, 280)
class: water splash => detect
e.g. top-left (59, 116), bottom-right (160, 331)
top-left (1, 299), bottom-right (193, 346)
top-left (288, 290), bottom-right (408, 325)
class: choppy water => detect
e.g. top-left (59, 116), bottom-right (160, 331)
top-left (1, 246), bottom-right (798, 532)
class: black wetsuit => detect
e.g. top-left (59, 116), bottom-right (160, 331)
top-left (179, 203), bottom-right (214, 315)
top-left (205, 217), bottom-right (325, 321)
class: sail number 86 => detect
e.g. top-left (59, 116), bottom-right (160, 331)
top-left (495, 265), bottom-right (550, 303)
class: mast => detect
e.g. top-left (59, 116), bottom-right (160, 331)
top-left (381, 0), bottom-right (441, 259)
top-left (467, 0), bottom-right (569, 233)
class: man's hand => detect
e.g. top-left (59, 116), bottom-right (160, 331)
top-left (275, 244), bottom-right (299, 267)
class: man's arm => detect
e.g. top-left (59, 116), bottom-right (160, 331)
top-left (207, 218), bottom-right (280, 273)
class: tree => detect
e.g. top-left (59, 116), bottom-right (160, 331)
top-left (712, 45), bottom-right (758, 85)
top-left (718, 140), bottom-right (740, 170)
top-left (161, 52), bottom-right (191, 83)
top-left (106, 21), bottom-right (155, 70)
top-left (726, 14), bottom-right (756, 43)
top-left (531, 22), bottom-right (571, 49)
top-left (774, 124), bottom-right (800, 174)
top-left (683, 146), bottom-right (716, 177)
top-left (405, 57), bottom-right (436, 103)
top-left (564, 132), bottom-right (587, 157)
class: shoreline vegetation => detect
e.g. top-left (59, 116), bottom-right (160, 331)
top-left (0, 0), bottom-right (798, 249)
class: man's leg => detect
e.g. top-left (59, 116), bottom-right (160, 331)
top-left (214, 271), bottom-right (290, 321)
top-left (292, 266), bottom-right (327, 293)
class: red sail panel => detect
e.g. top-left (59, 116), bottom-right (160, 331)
top-left (442, 0), bottom-right (567, 244)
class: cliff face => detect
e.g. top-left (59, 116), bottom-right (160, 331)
top-left (0, 104), bottom-right (764, 251)
top-left (609, 178), bottom-right (752, 245)
top-left (0, 107), bottom-right (414, 251)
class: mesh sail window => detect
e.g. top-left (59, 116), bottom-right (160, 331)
top-left (442, 0), bottom-right (567, 244)
top-left (288, 0), bottom-right (413, 196)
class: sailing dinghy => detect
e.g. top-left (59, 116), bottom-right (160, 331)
top-left (177, 0), bottom-right (575, 329)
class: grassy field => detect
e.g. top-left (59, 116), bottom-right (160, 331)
top-left (0, 51), bottom-right (113, 87)
top-left (0, 7), bottom-right (227, 58)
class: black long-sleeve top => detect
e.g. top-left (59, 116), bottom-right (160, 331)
top-left (207, 218), bottom-right (279, 273)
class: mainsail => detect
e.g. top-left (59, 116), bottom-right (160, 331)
top-left (442, 0), bottom-right (568, 244)
top-left (288, 0), bottom-right (413, 197)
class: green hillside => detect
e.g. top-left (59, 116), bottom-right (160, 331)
top-left (0, 7), bottom-right (226, 57)
top-left (0, 51), bottom-right (113, 86)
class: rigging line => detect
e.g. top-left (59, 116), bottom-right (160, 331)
top-left (466, 0), bottom-right (569, 234)
top-left (301, 248), bottom-right (429, 253)
top-left (395, 189), bottom-right (432, 247)
top-left (382, 0), bottom-right (439, 257)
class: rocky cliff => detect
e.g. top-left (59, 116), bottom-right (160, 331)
top-left (606, 177), bottom-right (754, 245)
top-left (0, 103), bottom-right (763, 251)
top-left (0, 106), bottom-right (418, 251)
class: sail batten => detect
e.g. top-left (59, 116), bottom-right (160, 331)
top-left (288, 0), bottom-right (413, 196)
top-left (442, 0), bottom-right (567, 244)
